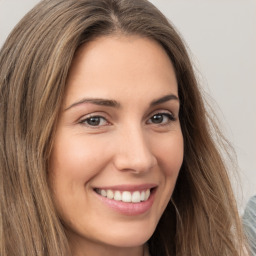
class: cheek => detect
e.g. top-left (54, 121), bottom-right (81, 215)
top-left (150, 132), bottom-right (183, 218)
top-left (50, 135), bottom-right (107, 182)
top-left (48, 134), bottom-right (112, 218)
top-left (48, 135), bottom-right (110, 220)
top-left (154, 132), bottom-right (184, 176)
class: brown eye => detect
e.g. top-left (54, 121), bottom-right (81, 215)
top-left (80, 116), bottom-right (108, 127)
top-left (151, 114), bottom-right (164, 124)
top-left (148, 113), bottom-right (175, 125)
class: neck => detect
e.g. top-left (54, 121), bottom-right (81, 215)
top-left (66, 227), bottom-right (150, 256)
top-left (72, 245), bottom-right (145, 256)
top-left (69, 237), bottom-right (147, 256)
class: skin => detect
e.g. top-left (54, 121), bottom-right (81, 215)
top-left (49, 35), bottom-right (184, 256)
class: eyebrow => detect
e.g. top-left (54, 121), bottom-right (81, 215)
top-left (64, 93), bottom-right (179, 111)
top-left (150, 94), bottom-right (179, 106)
top-left (65, 98), bottom-right (120, 111)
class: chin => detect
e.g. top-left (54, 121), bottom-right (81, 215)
top-left (98, 222), bottom-right (156, 248)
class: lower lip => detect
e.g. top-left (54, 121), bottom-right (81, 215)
top-left (94, 189), bottom-right (156, 216)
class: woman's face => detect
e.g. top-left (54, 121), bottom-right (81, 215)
top-left (49, 35), bottom-right (183, 254)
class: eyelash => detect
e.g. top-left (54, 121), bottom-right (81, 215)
top-left (147, 112), bottom-right (176, 125)
top-left (79, 115), bottom-right (109, 127)
top-left (79, 112), bottom-right (176, 128)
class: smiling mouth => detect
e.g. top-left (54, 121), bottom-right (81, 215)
top-left (94, 188), bottom-right (154, 203)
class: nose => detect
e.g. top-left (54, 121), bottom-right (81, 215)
top-left (113, 126), bottom-right (157, 174)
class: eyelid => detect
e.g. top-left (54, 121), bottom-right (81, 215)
top-left (78, 113), bottom-right (111, 128)
top-left (146, 110), bottom-right (177, 125)
top-left (149, 109), bottom-right (176, 119)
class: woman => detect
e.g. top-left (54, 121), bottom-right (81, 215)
top-left (0, 0), bottom-right (246, 255)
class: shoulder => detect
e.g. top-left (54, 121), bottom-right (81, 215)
top-left (243, 195), bottom-right (256, 255)
top-left (243, 195), bottom-right (256, 221)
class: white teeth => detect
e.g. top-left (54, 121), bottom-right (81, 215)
top-left (96, 188), bottom-right (152, 203)
top-left (100, 189), bottom-right (107, 197)
top-left (122, 191), bottom-right (132, 202)
top-left (145, 189), bottom-right (150, 200)
top-left (114, 191), bottom-right (122, 201)
top-left (132, 191), bottom-right (141, 203)
top-left (140, 191), bottom-right (145, 201)
top-left (107, 190), bottom-right (114, 199)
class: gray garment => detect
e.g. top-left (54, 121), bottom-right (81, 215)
top-left (243, 195), bottom-right (256, 256)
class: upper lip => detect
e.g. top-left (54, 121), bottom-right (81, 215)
top-left (93, 184), bottom-right (157, 192)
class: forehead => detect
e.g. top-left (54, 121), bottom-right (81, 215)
top-left (64, 35), bottom-right (178, 106)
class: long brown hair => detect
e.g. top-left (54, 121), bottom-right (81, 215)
top-left (0, 0), bottom-right (246, 255)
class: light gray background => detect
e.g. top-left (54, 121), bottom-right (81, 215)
top-left (0, 0), bottom-right (255, 211)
